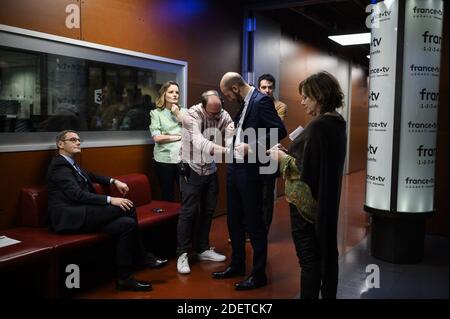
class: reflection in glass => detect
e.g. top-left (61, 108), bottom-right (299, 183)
top-left (0, 47), bottom-right (176, 132)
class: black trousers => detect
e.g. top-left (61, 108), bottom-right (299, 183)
top-left (261, 175), bottom-right (276, 231)
top-left (176, 169), bottom-right (218, 255)
top-left (80, 205), bottom-right (146, 280)
top-left (289, 203), bottom-right (338, 299)
top-left (227, 165), bottom-right (267, 279)
top-left (155, 161), bottom-right (179, 202)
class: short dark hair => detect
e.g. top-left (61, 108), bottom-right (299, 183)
top-left (257, 74), bottom-right (276, 89)
top-left (55, 130), bottom-right (78, 149)
top-left (298, 71), bottom-right (344, 114)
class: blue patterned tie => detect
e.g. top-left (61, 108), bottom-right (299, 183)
top-left (73, 162), bottom-right (88, 182)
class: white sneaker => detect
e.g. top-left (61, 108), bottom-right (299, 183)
top-left (197, 247), bottom-right (226, 262)
top-left (177, 253), bottom-right (191, 274)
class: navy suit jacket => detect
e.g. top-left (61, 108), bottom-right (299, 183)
top-left (47, 154), bottom-right (111, 232)
top-left (231, 89), bottom-right (287, 179)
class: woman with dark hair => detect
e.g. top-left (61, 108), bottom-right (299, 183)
top-left (268, 71), bottom-right (347, 299)
top-left (149, 81), bottom-right (185, 202)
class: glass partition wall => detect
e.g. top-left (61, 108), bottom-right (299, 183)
top-left (0, 24), bottom-right (187, 152)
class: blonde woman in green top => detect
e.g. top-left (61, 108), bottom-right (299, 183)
top-left (149, 81), bottom-right (185, 201)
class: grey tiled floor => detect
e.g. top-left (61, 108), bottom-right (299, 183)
top-left (337, 235), bottom-right (449, 299)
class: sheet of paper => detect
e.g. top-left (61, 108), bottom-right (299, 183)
top-left (0, 235), bottom-right (21, 248)
top-left (289, 125), bottom-right (304, 141)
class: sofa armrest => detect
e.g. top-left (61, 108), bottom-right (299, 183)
top-left (109, 174), bottom-right (152, 206)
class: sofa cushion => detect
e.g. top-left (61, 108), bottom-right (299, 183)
top-left (109, 174), bottom-right (152, 207)
top-left (136, 201), bottom-right (181, 229)
top-left (0, 229), bottom-right (53, 270)
top-left (17, 183), bottom-right (105, 228)
top-left (4, 227), bottom-right (109, 252)
top-left (17, 186), bottom-right (48, 228)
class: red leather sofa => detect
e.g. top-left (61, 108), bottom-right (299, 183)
top-left (0, 173), bottom-right (181, 298)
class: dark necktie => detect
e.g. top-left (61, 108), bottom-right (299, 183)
top-left (234, 100), bottom-right (246, 126)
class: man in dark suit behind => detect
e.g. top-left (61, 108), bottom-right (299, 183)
top-left (47, 130), bottom-right (167, 291)
top-left (212, 73), bottom-right (287, 290)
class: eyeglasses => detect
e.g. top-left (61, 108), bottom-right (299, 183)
top-left (63, 138), bottom-right (82, 143)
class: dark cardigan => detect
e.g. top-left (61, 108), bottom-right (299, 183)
top-left (288, 113), bottom-right (347, 269)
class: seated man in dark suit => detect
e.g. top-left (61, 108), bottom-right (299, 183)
top-left (47, 130), bottom-right (168, 292)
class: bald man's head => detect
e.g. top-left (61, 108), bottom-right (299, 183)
top-left (220, 72), bottom-right (249, 103)
top-left (220, 72), bottom-right (246, 89)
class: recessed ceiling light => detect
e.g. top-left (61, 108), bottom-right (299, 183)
top-left (367, 55), bottom-right (370, 59)
top-left (328, 33), bottom-right (371, 46)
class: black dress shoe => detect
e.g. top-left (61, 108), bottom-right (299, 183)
top-left (116, 277), bottom-right (152, 291)
top-left (142, 253), bottom-right (168, 269)
top-left (234, 275), bottom-right (267, 290)
top-left (212, 266), bottom-right (245, 279)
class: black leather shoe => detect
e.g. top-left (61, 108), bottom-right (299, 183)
top-left (234, 275), bottom-right (267, 290)
top-left (212, 266), bottom-right (245, 279)
top-left (116, 277), bottom-right (152, 291)
top-left (142, 253), bottom-right (168, 269)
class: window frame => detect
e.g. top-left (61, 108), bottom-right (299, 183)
top-left (0, 24), bottom-right (188, 152)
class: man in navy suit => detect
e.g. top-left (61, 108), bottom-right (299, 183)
top-left (47, 130), bottom-right (167, 292)
top-left (212, 73), bottom-right (287, 290)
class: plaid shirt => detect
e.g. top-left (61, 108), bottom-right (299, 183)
top-left (180, 103), bottom-right (233, 176)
